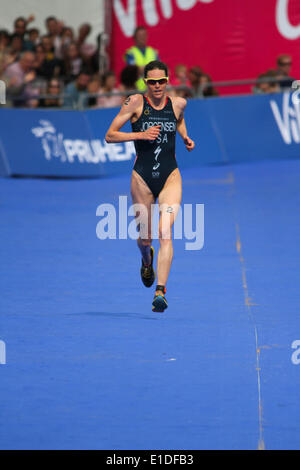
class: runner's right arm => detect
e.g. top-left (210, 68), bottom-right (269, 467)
top-left (105, 94), bottom-right (160, 143)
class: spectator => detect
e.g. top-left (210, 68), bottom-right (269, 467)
top-left (276, 54), bottom-right (295, 89)
top-left (27, 28), bottom-right (40, 48)
top-left (119, 65), bottom-right (139, 99)
top-left (45, 16), bottom-right (58, 37)
top-left (34, 43), bottom-right (64, 80)
top-left (57, 26), bottom-right (75, 64)
top-left (188, 66), bottom-right (203, 97)
top-left (96, 70), bottom-right (122, 108)
top-left (61, 26), bottom-right (74, 50)
top-left (63, 71), bottom-right (90, 108)
top-left (76, 24), bottom-right (98, 75)
top-left (124, 26), bottom-right (159, 91)
top-left (87, 75), bottom-right (102, 106)
top-left (265, 69), bottom-right (281, 93)
top-left (45, 16), bottom-right (63, 59)
top-left (199, 73), bottom-right (219, 97)
top-left (0, 29), bottom-right (10, 51)
top-left (254, 73), bottom-right (270, 94)
top-left (39, 78), bottom-right (63, 107)
top-left (77, 23), bottom-right (96, 59)
top-left (63, 41), bottom-right (83, 83)
top-left (0, 30), bottom-right (11, 75)
top-left (254, 71), bottom-right (281, 94)
top-left (8, 34), bottom-right (23, 61)
top-left (13, 17), bottom-right (26, 37)
top-left (3, 51), bottom-right (41, 106)
top-left (4, 50), bottom-right (36, 87)
top-left (13, 16), bottom-right (35, 51)
top-left (173, 64), bottom-right (190, 85)
top-left (33, 44), bottom-right (46, 73)
top-left (41, 35), bottom-right (55, 60)
top-left (171, 64), bottom-right (192, 97)
top-left (56, 20), bottom-right (65, 38)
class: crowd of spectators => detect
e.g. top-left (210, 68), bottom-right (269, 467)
top-left (0, 15), bottom-right (102, 108)
top-left (0, 16), bottom-right (296, 109)
top-left (254, 54), bottom-right (296, 94)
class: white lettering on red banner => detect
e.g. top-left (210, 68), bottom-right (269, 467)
top-left (276, 0), bottom-right (300, 39)
top-left (111, 0), bottom-right (300, 96)
top-left (113, 0), bottom-right (214, 36)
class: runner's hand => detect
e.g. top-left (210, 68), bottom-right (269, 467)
top-left (142, 125), bottom-right (161, 141)
top-left (184, 136), bottom-right (195, 152)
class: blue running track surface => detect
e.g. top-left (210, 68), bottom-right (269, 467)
top-left (1, 158), bottom-right (300, 450)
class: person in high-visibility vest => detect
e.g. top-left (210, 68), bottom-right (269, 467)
top-left (124, 26), bottom-right (159, 91)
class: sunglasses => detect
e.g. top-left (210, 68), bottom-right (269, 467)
top-left (144, 77), bottom-right (169, 85)
top-left (279, 62), bottom-right (292, 66)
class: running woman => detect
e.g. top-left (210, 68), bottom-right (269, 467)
top-left (105, 60), bottom-right (195, 312)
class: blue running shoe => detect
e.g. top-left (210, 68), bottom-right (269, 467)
top-left (152, 285), bottom-right (168, 312)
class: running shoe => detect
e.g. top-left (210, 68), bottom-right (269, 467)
top-left (152, 293), bottom-right (168, 313)
top-left (141, 246), bottom-right (155, 287)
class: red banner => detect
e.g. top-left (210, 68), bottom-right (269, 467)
top-left (110, 0), bottom-right (300, 95)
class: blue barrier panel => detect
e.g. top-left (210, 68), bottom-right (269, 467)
top-left (207, 92), bottom-right (300, 163)
top-left (175, 98), bottom-right (226, 168)
top-left (84, 108), bottom-right (136, 176)
top-left (0, 109), bottom-right (106, 177)
top-left (1, 92), bottom-right (300, 178)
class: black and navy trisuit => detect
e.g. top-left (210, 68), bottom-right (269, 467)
top-left (131, 95), bottom-right (178, 199)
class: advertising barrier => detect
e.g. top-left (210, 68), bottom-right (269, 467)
top-left (1, 92), bottom-right (300, 178)
top-left (0, 109), bottom-right (106, 178)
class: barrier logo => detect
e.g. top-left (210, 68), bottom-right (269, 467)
top-left (270, 91), bottom-right (300, 144)
top-left (31, 120), bottom-right (67, 161)
top-left (31, 119), bottom-right (136, 164)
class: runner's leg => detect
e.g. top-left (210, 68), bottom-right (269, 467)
top-left (131, 169), bottom-right (155, 265)
top-left (156, 168), bottom-right (182, 295)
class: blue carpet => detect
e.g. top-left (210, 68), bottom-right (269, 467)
top-left (1, 158), bottom-right (300, 449)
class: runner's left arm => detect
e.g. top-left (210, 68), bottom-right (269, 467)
top-left (176, 98), bottom-right (195, 152)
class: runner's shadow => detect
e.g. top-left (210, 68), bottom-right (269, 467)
top-left (71, 311), bottom-right (161, 321)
